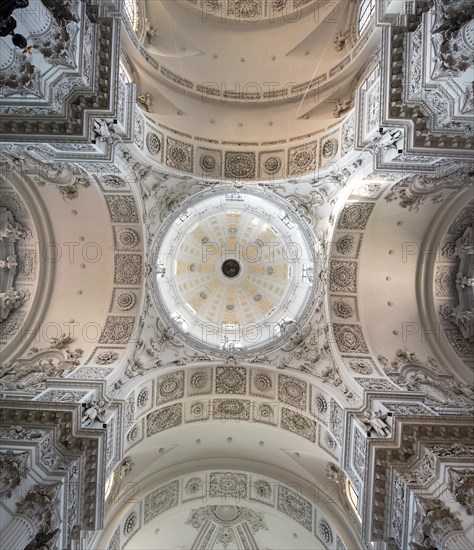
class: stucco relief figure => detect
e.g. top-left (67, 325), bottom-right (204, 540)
top-left (1, 426), bottom-right (43, 440)
top-left (403, 372), bottom-right (451, 406)
top-left (0, 363), bottom-right (44, 391)
top-left (119, 457), bottom-right (135, 479)
top-left (24, 528), bottom-right (59, 550)
top-left (361, 410), bottom-right (391, 437)
top-left (0, 149), bottom-right (26, 172)
top-left (456, 274), bottom-right (474, 289)
top-left (42, 163), bottom-right (75, 185)
top-left (333, 98), bottom-right (352, 118)
top-left (0, 255), bottom-right (18, 270)
top-left (0, 450), bottom-right (29, 498)
top-left (394, 347), bottom-right (418, 365)
top-left (144, 18), bottom-right (158, 43)
top-left (334, 30), bottom-right (350, 51)
top-left (137, 93), bottom-right (153, 112)
top-left (0, 289), bottom-right (24, 320)
top-left (0, 359), bottom-right (75, 392)
top-left (16, 360), bottom-right (54, 391)
top-left (454, 228), bottom-right (474, 257)
top-left (17, 483), bottom-right (61, 534)
top-left (453, 383), bottom-right (474, 401)
top-left (93, 119), bottom-right (115, 144)
top-left (325, 462), bottom-right (339, 481)
top-left (124, 359), bottom-right (146, 378)
top-left (48, 333), bottom-right (73, 350)
top-left (374, 129), bottom-right (403, 151)
top-left (82, 398), bottom-right (110, 426)
top-left (349, 359), bottom-right (373, 374)
top-left (0, 218), bottom-right (26, 241)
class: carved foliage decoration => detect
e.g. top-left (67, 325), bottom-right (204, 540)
top-left (166, 137), bottom-right (194, 173)
top-left (96, 351), bottom-right (119, 365)
top-left (337, 203), bottom-right (375, 230)
top-left (412, 496), bottom-right (463, 549)
top-left (317, 519), bottom-right (334, 545)
top-left (114, 254), bottom-right (142, 285)
top-left (281, 408), bottom-right (316, 442)
top-left (209, 472), bottom-right (248, 498)
top-left (99, 317), bottom-right (135, 344)
top-left (224, 152), bottom-right (256, 179)
top-left (329, 261), bottom-right (357, 293)
top-left (250, 370), bottom-right (275, 398)
top-left (333, 323), bottom-right (369, 354)
top-left (185, 504), bottom-right (267, 549)
top-left (383, 350), bottom-right (474, 408)
top-left (213, 399), bottom-right (250, 420)
top-left (144, 480), bottom-right (179, 524)
top-left (278, 374), bottom-right (307, 409)
top-left (0, 352), bottom-right (79, 393)
top-left (335, 233), bottom-right (355, 255)
top-left (187, 367), bottom-right (213, 395)
top-left (147, 403), bottom-right (182, 436)
top-left (216, 366), bottom-right (247, 394)
top-left (16, 482), bottom-right (62, 531)
top-left (156, 371), bottom-right (185, 404)
top-left (332, 298), bottom-right (355, 319)
top-left (106, 196), bottom-right (139, 223)
top-left (0, 450), bottom-right (29, 498)
top-left (288, 142), bottom-right (318, 177)
top-left (277, 485), bottom-right (312, 531)
top-left (448, 469), bottom-right (474, 515)
top-left (146, 132), bottom-right (162, 156)
top-left (385, 171), bottom-right (472, 212)
top-left (329, 399), bottom-right (344, 445)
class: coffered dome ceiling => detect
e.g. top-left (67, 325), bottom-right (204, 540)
top-left (151, 188), bottom-right (318, 354)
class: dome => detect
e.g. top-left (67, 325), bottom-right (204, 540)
top-left (151, 187), bottom-right (319, 355)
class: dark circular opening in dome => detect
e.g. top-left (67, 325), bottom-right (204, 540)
top-left (222, 259), bottom-right (241, 278)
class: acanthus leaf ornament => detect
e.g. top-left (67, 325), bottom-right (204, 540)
top-left (0, 450), bottom-right (30, 498)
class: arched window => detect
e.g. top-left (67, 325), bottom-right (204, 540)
top-left (358, 0), bottom-right (375, 35)
top-left (124, 0), bottom-right (139, 31)
top-left (346, 480), bottom-right (360, 515)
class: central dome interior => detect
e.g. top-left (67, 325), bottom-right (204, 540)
top-left (152, 189), bottom-right (317, 354)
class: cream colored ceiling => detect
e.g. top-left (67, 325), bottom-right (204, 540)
top-left (2, 3), bottom-right (474, 550)
top-left (0, 151), bottom-right (144, 365)
top-left (358, 183), bottom-right (474, 381)
top-left (101, 420), bottom-right (361, 550)
top-left (123, 0), bottom-right (377, 144)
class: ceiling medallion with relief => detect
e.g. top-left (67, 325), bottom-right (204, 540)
top-left (150, 187), bottom-right (320, 357)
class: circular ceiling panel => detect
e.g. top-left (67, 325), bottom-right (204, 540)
top-left (151, 187), bottom-right (319, 356)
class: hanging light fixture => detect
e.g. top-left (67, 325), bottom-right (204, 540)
top-left (0, 0), bottom-right (29, 49)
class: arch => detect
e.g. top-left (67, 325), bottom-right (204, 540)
top-left (96, 468), bottom-right (361, 550)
